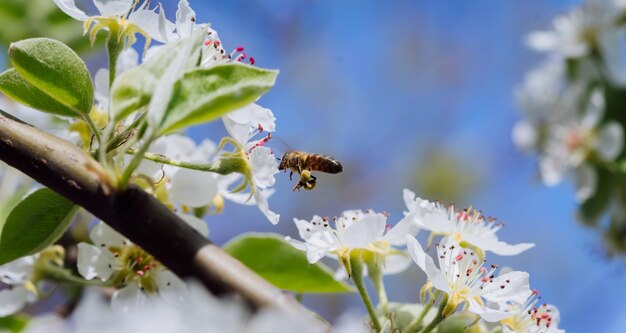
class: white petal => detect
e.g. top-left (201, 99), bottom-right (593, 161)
top-left (481, 271), bottom-right (532, 305)
top-left (93, 0), bottom-right (133, 16)
top-left (342, 213), bottom-right (386, 248)
top-left (90, 222), bottom-right (127, 248)
top-left (111, 284), bottom-right (149, 313)
top-left (178, 213), bottom-right (209, 237)
top-left (463, 234), bottom-right (535, 256)
top-left (383, 214), bottom-right (420, 246)
top-left (52, 0), bottom-right (88, 20)
top-left (526, 31), bottom-right (558, 52)
top-left (94, 69), bottom-right (109, 110)
top-left (155, 269), bottom-right (187, 306)
top-left (581, 89), bottom-right (605, 129)
top-left (116, 48), bottom-right (139, 74)
top-left (468, 298), bottom-right (514, 322)
top-left (382, 253), bottom-right (412, 275)
top-left (253, 190), bottom-right (279, 224)
top-left (228, 104), bottom-right (276, 133)
top-left (405, 235), bottom-right (450, 293)
top-left (285, 237), bottom-right (307, 252)
top-left (77, 243), bottom-right (115, 281)
top-left (595, 121), bottom-right (624, 160)
top-left (539, 156), bottom-right (567, 186)
top-left (175, 0), bottom-right (196, 39)
top-left (0, 255), bottom-right (36, 284)
top-left (249, 146), bottom-right (278, 189)
top-left (574, 163), bottom-right (597, 202)
top-left (170, 168), bottom-right (219, 207)
top-left (511, 121), bottom-right (538, 151)
top-left (222, 188), bottom-right (275, 206)
top-left (222, 116), bottom-right (250, 145)
top-left (0, 287), bottom-right (29, 316)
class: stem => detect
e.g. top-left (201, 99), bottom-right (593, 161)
top-left (119, 131), bottom-right (156, 189)
top-left (138, 151), bottom-right (220, 172)
top-left (105, 112), bottom-right (146, 154)
top-left (350, 253), bottom-right (382, 332)
top-left (366, 260), bottom-right (389, 314)
top-left (106, 28), bottom-right (123, 89)
top-left (419, 293), bottom-right (449, 333)
top-left (82, 114), bottom-right (102, 152)
top-left (402, 290), bottom-right (440, 333)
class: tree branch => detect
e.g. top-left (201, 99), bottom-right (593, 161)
top-left (0, 111), bottom-right (302, 312)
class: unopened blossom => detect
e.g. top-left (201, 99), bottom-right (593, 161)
top-left (53, 0), bottom-right (175, 49)
top-left (286, 210), bottom-right (415, 275)
top-left (0, 247), bottom-right (65, 316)
top-left (77, 222), bottom-right (199, 312)
top-left (403, 189), bottom-right (534, 256)
top-left (406, 235), bottom-right (532, 322)
top-left (539, 89), bottom-right (623, 201)
top-left (500, 290), bottom-right (565, 333)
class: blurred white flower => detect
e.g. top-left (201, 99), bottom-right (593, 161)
top-left (403, 189), bottom-right (534, 256)
top-left (406, 235), bottom-right (532, 322)
top-left (77, 222), bottom-right (195, 312)
top-left (0, 255), bottom-right (38, 316)
top-left (539, 89), bottom-right (623, 201)
top-left (23, 282), bottom-right (332, 333)
top-left (286, 210), bottom-right (414, 275)
top-left (500, 290), bottom-right (565, 333)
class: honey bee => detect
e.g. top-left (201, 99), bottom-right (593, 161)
top-left (278, 151), bottom-right (343, 191)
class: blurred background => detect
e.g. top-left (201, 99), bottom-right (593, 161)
top-left (1, 0), bottom-right (624, 332)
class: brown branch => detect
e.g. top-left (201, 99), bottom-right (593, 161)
top-left (0, 111), bottom-right (303, 312)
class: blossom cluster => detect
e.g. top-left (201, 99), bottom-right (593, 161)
top-left (513, 0), bottom-right (626, 248)
top-left (287, 189), bottom-right (563, 332)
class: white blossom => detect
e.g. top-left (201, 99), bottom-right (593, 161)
top-left (500, 290), bottom-right (565, 333)
top-left (286, 210), bottom-right (415, 275)
top-left (406, 235), bottom-right (532, 322)
top-left (76, 222), bottom-right (199, 312)
top-left (403, 189), bottom-right (534, 256)
top-left (0, 255), bottom-right (38, 316)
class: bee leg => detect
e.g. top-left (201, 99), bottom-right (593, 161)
top-left (289, 171), bottom-right (293, 181)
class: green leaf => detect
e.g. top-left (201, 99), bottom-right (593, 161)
top-left (0, 314), bottom-right (30, 333)
top-left (0, 188), bottom-right (77, 265)
top-left (223, 233), bottom-right (353, 293)
top-left (0, 68), bottom-right (77, 117)
top-left (159, 64), bottom-right (278, 134)
top-left (8, 38), bottom-right (93, 115)
top-left (110, 35), bottom-right (203, 121)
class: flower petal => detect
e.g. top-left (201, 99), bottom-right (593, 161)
top-left (342, 213), bottom-right (386, 248)
top-left (253, 190), bottom-right (279, 225)
top-left (383, 214), bottom-right (420, 246)
top-left (462, 234), bottom-right (535, 256)
top-left (77, 243), bottom-right (115, 281)
top-left (249, 146), bottom-right (278, 189)
top-left (0, 287), bottom-right (29, 316)
top-left (155, 269), bottom-right (187, 306)
top-left (574, 163), bottom-right (597, 203)
top-left (405, 235), bottom-right (450, 293)
top-left (595, 121), bottom-right (624, 160)
top-left (175, 0), bottom-right (196, 39)
top-left (382, 253), bottom-right (412, 275)
top-left (111, 284), bottom-right (149, 313)
top-left (93, 0), bottom-right (133, 17)
top-left (481, 271), bottom-right (532, 305)
top-left (90, 222), bottom-right (127, 248)
top-left (467, 298), bottom-right (514, 322)
top-left (0, 255), bottom-right (36, 284)
top-left (170, 168), bottom-right (219, 207)
top-left (52, 0), bottom-right (88, 20)
top-left (178, 213), bottom-right (209, 237)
